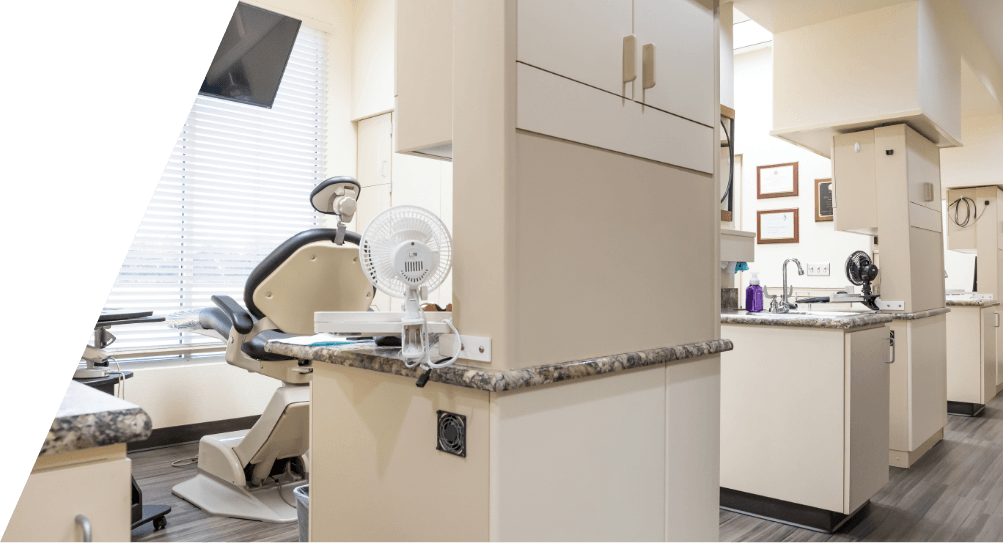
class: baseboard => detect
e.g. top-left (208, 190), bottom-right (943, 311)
top-left (947, 401), bottom-right (985, 417)
top-left (720, 487), bottom-right (866, 533)
top-left (128, 416), bottom-right (260, 452)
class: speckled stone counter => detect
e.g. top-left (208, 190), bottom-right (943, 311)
top-left (884, 307), bottom-right (952, 320)
top-left (266, 338), bottom-right (733, 392)
top-left (721, 309), bottom-right (894, 330)
top-left (41, 381), bottom-right (152, 456)
top-left (946, 299), bottom-right (1001, 308)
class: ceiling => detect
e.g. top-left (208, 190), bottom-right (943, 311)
top-left (730, 0), bottom-right (914, 34)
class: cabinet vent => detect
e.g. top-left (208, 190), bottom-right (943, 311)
top-left (436, 411), bottom-right (466, 457)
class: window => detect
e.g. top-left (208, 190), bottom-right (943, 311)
top-left (102, 26), bottom-right (328, 356)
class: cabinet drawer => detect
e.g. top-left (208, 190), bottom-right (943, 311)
top-left (3, 458), bottom-right (131, 542)
top-left (516, 63), bottom-right (713, 174)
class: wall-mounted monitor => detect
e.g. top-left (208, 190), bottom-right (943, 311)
top-left (199, 2), bottom-right (301, 109)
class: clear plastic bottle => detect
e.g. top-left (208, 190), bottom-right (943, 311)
top-left (746, 272), bottom-right (764, 313)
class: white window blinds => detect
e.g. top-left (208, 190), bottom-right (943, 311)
top-left (103, 25), bottom-right (328, 354)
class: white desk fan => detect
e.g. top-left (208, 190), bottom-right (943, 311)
top-left (315, 205), bottom-right (461, 369)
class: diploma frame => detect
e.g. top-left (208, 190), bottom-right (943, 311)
top-left (757, 208), bottom-right (799, 244)
top-left (756, 162), bottom-right (799, 199)
top-left (815, 178), bottom-right (834, 222)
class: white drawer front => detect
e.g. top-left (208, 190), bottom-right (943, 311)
top-left (516, 63), bottom-right (713, 174)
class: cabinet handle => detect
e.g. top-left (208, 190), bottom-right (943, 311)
top-left (75, 514), bottom-right (92, 542)
top-left (622, 35), bottom-right (637, 83)
top-left (886, 330), bottom-right (896, 364)
top-left (642, 44), bottom-right (656, 90)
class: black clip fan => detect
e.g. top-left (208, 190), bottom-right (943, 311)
top-left (845, 251), bottom-right (880, 310)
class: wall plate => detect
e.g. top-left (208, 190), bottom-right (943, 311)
top-left (439, 334), bottom-right (492, 362)
top-left (876, 299), bottom-right (904, 311)
top-left (807, 262), bottom-right (830, 276)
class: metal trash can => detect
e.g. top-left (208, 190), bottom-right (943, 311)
top-left (294, 485), bottom-right (309, 542)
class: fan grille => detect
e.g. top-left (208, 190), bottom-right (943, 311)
top-left (845, 250), bottom-right (872, 286)
top-left (359, 206), bottom-right (453, 298)
top-left (436, 411), bottom-right (466, 457)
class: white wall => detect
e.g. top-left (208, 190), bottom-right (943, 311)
top-left (733, 45), bottom-right (871, 296)
top-left (124, 360), bottom-right (279, 430)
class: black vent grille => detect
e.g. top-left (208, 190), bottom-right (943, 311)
top-left (436, 411), bottom-right (466, 457)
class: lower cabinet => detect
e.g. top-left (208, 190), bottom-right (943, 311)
top-left (721, 324), bottom-right (890, 521)
top-left (3, 448), bottom-right (131, 542)
top-left (946, 305), bottom-right (999, 410)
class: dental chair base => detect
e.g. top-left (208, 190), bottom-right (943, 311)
top-left (172, 385), bottom-right (310, 523)
top-left (172, 442), bottom-right (304, 523)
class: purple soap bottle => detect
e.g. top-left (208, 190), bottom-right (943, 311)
top-left (746, 272), bottom-right (764, 312)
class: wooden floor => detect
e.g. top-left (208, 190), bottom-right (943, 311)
top-left (130, 443), bottom-right (298, 543)
top-left (131, 394), bottom-right (1002, 542)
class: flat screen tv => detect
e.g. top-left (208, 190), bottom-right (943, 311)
top-left (199, 2), bottom-right (301, 109)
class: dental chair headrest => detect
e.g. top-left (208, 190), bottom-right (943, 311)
top-left (310, 177), bottom-right (360, 220)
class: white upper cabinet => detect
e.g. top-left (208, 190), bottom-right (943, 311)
top-left (633, 0), bottom-right (715, 127)
top-left (517, 0), bottom-right (633, 97)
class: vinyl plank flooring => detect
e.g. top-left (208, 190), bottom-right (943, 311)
top-left (129, 442), bottom-right (298, 543)
top-left (719, 393), bottom-right (1003, 542)
top-left (129, 394), bottom-right (1001, 542)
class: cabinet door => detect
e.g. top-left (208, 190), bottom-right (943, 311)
top-left (3, 458), bottom-right (131, 542)
top-left (357, 113), bottom-right (393, 188)
top-left (982, 307), bottom-right (997, 403)
top-left (517, 0), bottom-right (633, 97)
top-left (634, 0), bottom-right (715, 127)
top-left (832, 130), bottom-right (879, 235)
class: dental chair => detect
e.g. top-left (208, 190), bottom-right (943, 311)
top-left (171, 177), bottom-right (373, 522)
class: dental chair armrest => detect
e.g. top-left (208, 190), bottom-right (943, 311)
top-left (211, 295), bottom-right (254, 335)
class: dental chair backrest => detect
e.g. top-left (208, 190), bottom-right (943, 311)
top-left (244, 176), bottom-right (373, 336)
top-left (245, 230), bottom-right (373, 336)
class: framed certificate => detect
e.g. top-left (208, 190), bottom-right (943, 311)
top-left (815, 179), bottom-right (834, 222)
top-left (757, 162), bottom-right (799, 199)
top-left (757, 208), bottom-right (799, 244)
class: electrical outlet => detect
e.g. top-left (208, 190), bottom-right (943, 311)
top-left (807, 262), bottom-right (830, 276)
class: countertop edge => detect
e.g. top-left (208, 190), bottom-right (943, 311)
top-left (885, 307), bottom-right (952, 320)
top-left (721, 312), bottom-right (895, 330)
top-left (266, 339), bottom-right (733, 392)
top-left (42, 408), bottom-right (153, 457)
top-left (946, 300), bottom-right (1002, 308)
top-left (41, 383), bottom-right (154, 457)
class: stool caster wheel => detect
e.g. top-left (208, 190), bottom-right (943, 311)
top-left (153, 517), bottom-right (167, 531)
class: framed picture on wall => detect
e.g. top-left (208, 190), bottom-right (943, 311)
top-left (815, 179), bottom-right (834, 222)
top-left (757, 208), bottom-right (799, 244)
top-left (757, 162), bottom-right (798, 199)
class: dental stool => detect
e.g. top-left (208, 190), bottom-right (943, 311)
top-left (172, 177), bottom-right (373, 522)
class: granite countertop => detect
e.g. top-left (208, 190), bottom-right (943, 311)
top-left (265, 338), bottom-right (733, 392)
top-left (946, 299), bottom-right (1001, 308)
top-left (721, 309), bottom-right (895, 330)
top-left (883, 307), bottom-right (952, 320)
top-left (41, 381), bottom-right (152, 456)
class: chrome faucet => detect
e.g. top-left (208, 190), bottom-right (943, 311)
top-left (777, 258), bottom-right (805, 313)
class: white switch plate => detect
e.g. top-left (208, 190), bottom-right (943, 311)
top-left (807, 262), bottom-right (830, 276)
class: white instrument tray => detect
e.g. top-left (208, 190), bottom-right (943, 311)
top-left (314, 311), bottom-right (454, 334)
